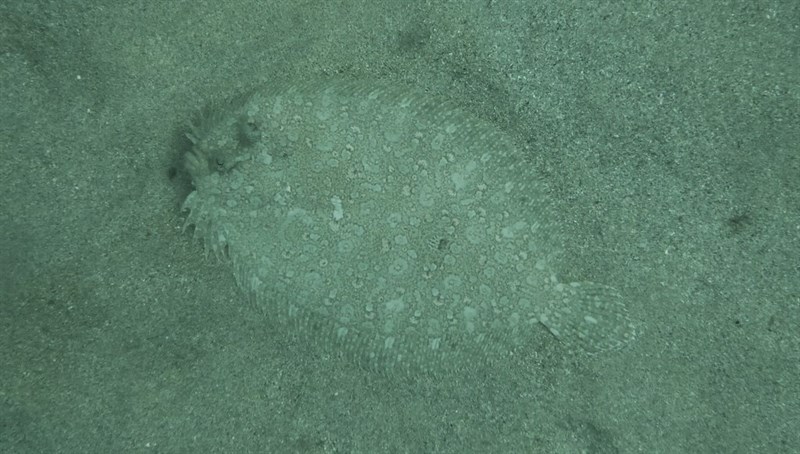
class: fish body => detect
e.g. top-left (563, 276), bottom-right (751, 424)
top-left (183, 79), bottom-right (635, 373)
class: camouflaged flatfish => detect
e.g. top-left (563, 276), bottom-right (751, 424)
top-left (182, 79), bottom-right (635, 373)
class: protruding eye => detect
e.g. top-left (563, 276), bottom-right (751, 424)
top-left (237, 118), bottom-right (261, 147)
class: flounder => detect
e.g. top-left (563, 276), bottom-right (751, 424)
top-left (182, 79), bottom-right (635, 374)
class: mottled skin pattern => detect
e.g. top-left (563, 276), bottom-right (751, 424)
top-left (183, 79), bottom-right (635, 374)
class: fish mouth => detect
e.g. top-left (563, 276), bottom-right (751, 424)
top-left (183, 144), bottom-right (211, 182)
